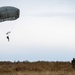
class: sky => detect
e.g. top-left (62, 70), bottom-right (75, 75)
top-left (0, 0), bottom-right (75, 62)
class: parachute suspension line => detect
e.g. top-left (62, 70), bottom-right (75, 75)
top-left (5, 23), bottom-right (16, 42)
top-left (0, 22), bottom-right (15, 36)
top-left (10, 23), bottom-right (16, 32)
top-left (5, 24), bottom-right (15, 42)
top-left (6, 23), bottom-right (15, 35)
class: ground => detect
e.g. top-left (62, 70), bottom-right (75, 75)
top-left (0, 61), bottom-right (75, 75)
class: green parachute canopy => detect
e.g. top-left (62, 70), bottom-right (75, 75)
top-left (0, 6), bottom-right (20, 22)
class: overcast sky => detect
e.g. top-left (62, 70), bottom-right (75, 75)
top-left (0, 0), bottom-right (75, 61)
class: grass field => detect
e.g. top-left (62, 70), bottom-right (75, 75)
top-left (0, 71), bottom-right (75, 75)
top-left (0, 61), bottom-right (75, 75)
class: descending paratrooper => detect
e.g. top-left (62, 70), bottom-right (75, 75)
top-left (0, 6), bottom-right (20, 42)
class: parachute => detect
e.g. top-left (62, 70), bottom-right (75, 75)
top-left (0, 6), bottom-right (20, 42)
top-left (0, 6), bottom-right (20, 22)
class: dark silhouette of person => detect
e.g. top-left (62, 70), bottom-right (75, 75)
top-left (6, 36), bottom-right (10, 42)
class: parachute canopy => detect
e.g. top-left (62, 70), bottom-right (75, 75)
top-left (0, 6), bottom-right (20, 22)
